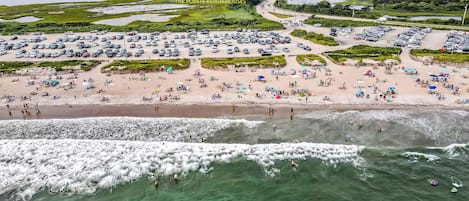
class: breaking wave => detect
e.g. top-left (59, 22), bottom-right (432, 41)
top-left (299, 109), bottom-right (469, 144)
top-left (0, 117), bottom-right (262, 142)
top-left (0, 139), bottom-right (363, 200)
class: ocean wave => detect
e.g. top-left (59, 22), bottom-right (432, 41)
top-left (0, 139), bottom-right (364, 200)
top-left (0, 117), bottom-right (262, 142)
top-left (428, 143), bottom-right (469, 157)
top-left (299, 110), bottom-right (469, 144)
top-left (400, 152), bottom-right (441, 162)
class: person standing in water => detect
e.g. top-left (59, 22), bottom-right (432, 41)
top-left (376, 124), bottom-right (383, 134)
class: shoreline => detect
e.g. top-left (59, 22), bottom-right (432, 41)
top-left (0, 102), bottom-right (467, 120)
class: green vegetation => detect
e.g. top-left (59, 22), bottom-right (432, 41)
top-left (325, 45), bottom-right (401, 63)
top-left (410, 49), bottom-right (469, 63)
top-left (296, 54), bottom-right (326, 65)
top-left (276, 0), bottom-right (469, 26)
top-left (372, 0), bottom-right (468, 13)
top-left (276, 0), bottom-right (378, 19)
top-left (268, 12), bottom-right (293, 18)
top-left (102, 59), bottom-right (190, 73)
top-left (0, 60), bottom-right (100, 73)
top-left (38, 60), bottom-right (100, 71)
top-left (201, 56), bottom-right (286, 69)
top-left (0, 0), bottom-right (283, 35)
top-left (0, 62), bottom-right (35, 73)
top-left (290, 29), bottom-right (339, 46)
top-left (305, 16), bottom-right (377, 27)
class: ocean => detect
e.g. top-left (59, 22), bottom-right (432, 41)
top-left (0, 109), bottom-right (468, 201)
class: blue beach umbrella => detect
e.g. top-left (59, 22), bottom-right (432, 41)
top-left (428, 85), bottom-right (437, 90)
top-left (257, 75), bottom-right (265, 80)
top-left (300, 65), bottom-right (306, 70)
top-left (388, 86), bottom-right (396, 91)
top-left (167, 66), bottom-right (173, 72)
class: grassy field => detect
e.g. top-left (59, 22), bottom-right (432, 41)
top-left (410, 49), bottom-right (469, 63)
top-left (102, 59), bottom-right (190, 73)
top-left (201, 56), bottom-right (286, 69)
top-left (0, 60), bottom-right (100, 73)
top-left (296, 54), bottom-right (326, 65)
top-left (38, 60), bottom-right (100, 71)
top-left (0, 1), bottom-right (283, 34)
top-left (325, 45), bottom-right (401, 63)
top-left (268, 12), bottom-right (293, 18)
top-left (290, 29), bottom-right (339, 46)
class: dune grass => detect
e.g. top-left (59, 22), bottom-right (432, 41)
top-left (201, 56), bottom-right (286, 69)
top-left (291, 29), bottom-right (339, 46)
top-left (325, 45), bottom-right (401, 63)
top-left (0, 60), bottom-right (100, 73)
top-left (0, 62), bottom-right (35, 73)
top-left (410, 49), bottom-right (469, 63)
top-left (102, 59), bottom-right (190, 73)
top-left (38, 60), bottom-right (100, 71)
top-left (296, 54), bottom-right (326, 65)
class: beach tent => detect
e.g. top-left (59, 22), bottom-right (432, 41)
top-left (167, 66), bottom-right (173, 73)
top-left (257, 75), bottom-right (265, 80)
top-left (428, 85), bottom-right (437, 91)
top-left (404, 67), bottom-right (418, 74)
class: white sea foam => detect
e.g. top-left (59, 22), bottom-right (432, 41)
top-left (0, 139), bottom-right (364, 200)
top-left (401, 152), bottom-right (441, 162)
top-left (0, 117), bottom-right (262, 142)
top-left (300, 110), bottom-right (469, 143)
top-left (428, 143), bottom-right (469, 157)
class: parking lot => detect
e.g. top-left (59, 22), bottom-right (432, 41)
top-left (0, 30), bottom-right (316, 62)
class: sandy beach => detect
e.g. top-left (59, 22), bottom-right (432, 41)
top-left (0, 0), bottom-right (468, 119)
top-left (0, 29), bottom-right (468, 118)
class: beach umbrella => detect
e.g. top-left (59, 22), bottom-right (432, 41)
top-left (167, 67), bottom-right (173, 72)
top-left (428, 85), bottom-right (437, 90)
top-left (429, 74), bottom-right (437, 77)
top-left (177, 82), bottom-right (183, 85)
top-left (300, 65), bottom-right (306, 70)
top-left (257, 75), bottom-right (265, 80)
top-left (388, 86), bottom-right (396, 91)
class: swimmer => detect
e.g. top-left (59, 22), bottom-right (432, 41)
top-left (358, 121), bottom-right (363, 129)
top-left (173, 174), bottom-right (179, 184)
top-left (376, 124), bottom-right (382, 134)
top-left (154, 179), bottom-right (159, 189)
top-left (272, 124), bottom-right (277, 132)
top-left (291, 160), bottom-right (299, 169)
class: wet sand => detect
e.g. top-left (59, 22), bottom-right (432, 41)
top-left (0, 103), bottom-right (466, 120)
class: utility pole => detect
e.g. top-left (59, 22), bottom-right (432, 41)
top-left (463, 4), bottom-right (468, 25)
